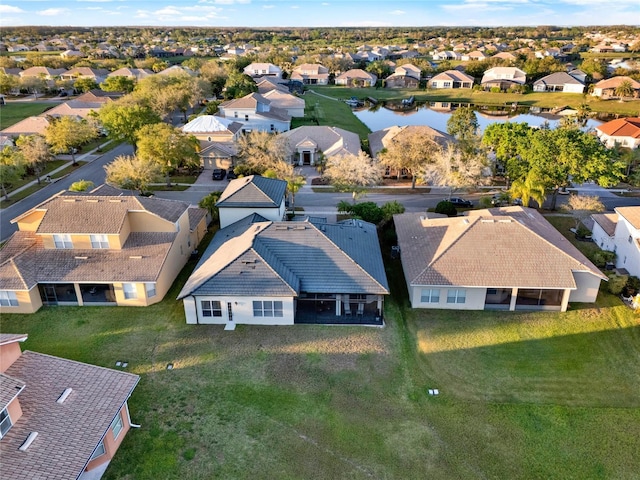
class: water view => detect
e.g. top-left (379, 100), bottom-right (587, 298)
top-left (353, 102), bottom-right (605, 133)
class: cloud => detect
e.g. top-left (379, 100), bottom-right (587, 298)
top-left (389, 10), bottom-right (405, 15)
top-left (322, 2), bottom-right (330, 4)
top-left (0, 5), bottom-right (24, 13)
top-left (291, 5), bottom-right (299, 8)
top-left (77, 0), bottom-right (113, 3)
top-left (38, 8), bottom-right (70, 16)
top-left (198, 0), bottom-right (250, 4)
top-left (263, 4), bottom-right (275, 8)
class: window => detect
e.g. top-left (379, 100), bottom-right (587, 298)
top-left (145, 283), bottom-right (156, 299)
top-left (90, 441), bottom-right (106, 460)
top-left (270, 124), bottom-right (275, 131)
top-left (53, 234), bottom-right (73, 249)
top-left (443, 81), bottom-right (451, 88)
top-left (90, 234), bottom-right (109, 249)
top-left (629, 235), bottom-right (633, 244)
top-left (201, 300), bottom-right (222, 317)
top-left (0, 408), bottom-right (12, 439)
top-left (234, 112), bottom-right (238, 118)
top-left (447, 289), bottom-right (466, 304)
top-left (122, 283), bottom-right (137, 299)
top-left (244, 114), bottom-right (249, 122)
top-left (253, 300), bottom-right (283, 317)
top-left (0, 291), bottom-right (18, 307)
top-left (111, 413), bottom-right (124, 439)
top-left (420, 289), bottom-right (440, 303)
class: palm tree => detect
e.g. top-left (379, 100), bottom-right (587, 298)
top-left (615, 80), bottom-right (634, 98)
top-left (509, 173), bottom-right (546, 208)
top-left (198, 191), bottom-right (223, 224)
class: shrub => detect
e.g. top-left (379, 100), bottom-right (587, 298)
top-left (623, 276), bottom-right (640, 297)
top-left (351, 202), bottom-right (384, 224)
top-left (589, 250), bottom-right (616, 268)
top-left (435, 200), bottom-right (457, 217)
top-left (607, 273), bottom-right (628, 295)
top-left (490, 86), bottom-right (501, 93)
top-left (381, 200), bottom-right (405, 221)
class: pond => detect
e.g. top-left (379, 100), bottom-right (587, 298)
top-left (352, 101), bottom-right (605, 133)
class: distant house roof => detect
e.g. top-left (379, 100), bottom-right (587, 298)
top-left (108, 67), bottom-right (153, 79)
top-left (591, 213), bottom-right (618, 237)
top-left (216, 175), bottom-right (287, 208)
top-left (335, 69), bottom-right (377, 83)
top-left (394, 207), bottom-right (606, 289)
top-left (595, 117), bottom-right (640, 139)
top-left (19, 66), bottom-right (67, 77)
top-left (593, 76), bottom-right (640, 90)
top-left (261, 89), bottom-right (305, 110)
top-left (533, 71), bottom-right (584, 86)
top-left (280, 126), bottom-right (361, 158)
top-left (1, 349), bottom-right (138, 480)
top-left (178, 217), bottom-right (389, 299)
top-left (74, 89), bottom-right (121, 103)
top-left (369, 125), bottom-right (455, 158)
top-left (1, 116), bottom-right (51, 136)
top-left (430, 70), bottom-right (474, 83)
top-left (43, 101), bottom-right (103, 119)
top-left (182, 115), bottom-right (241, 134)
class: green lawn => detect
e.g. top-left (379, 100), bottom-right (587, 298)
top-left (0, 102), bottom-right (60, 130)
top-left (1, 231), bottom-right (639, 479)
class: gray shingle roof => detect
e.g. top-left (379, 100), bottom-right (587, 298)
top-left (216, 175), bottom-right (286, 208)
top-left (2, 351), bottom-right (138, 480)
top-left (394, 207), bottom-right (605, 289)
top-left (533, 71), bottom-right (584, 86)
top-left (178, 217), bottom-right (389, 299)
top-left (0, 372), bottom-right (25, 411)
top-left (281, 126), bottom-right (361, 158)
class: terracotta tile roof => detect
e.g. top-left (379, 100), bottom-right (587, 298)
top-left (591, 213), bottom-right (618, 236)
top-left (394, 207), bottom-right (605, 289)
top-left (616, 206), bottom-right (640, 230)
top-left (1, 351), bottom-right (138, 480)
top-left (596, 117), bottom-right (640, 139)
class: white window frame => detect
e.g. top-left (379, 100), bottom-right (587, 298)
top-left (122, 283), bottom-right (137, 300)
top-left (90, 234), bottom-right (109, 249)
top-left (145, 283), bottom-right (156, 299)
top-left (253, 300), bottom-right (283, 317)
top-left (447, 289), bottom-right (466, 304)
top-left (89, 440), bottom-right (106, 460)
top-left (0, 408), bottom-right (12, 439)
top-left (201, 300), bottom-right (222, 317)
top-left (53, 234), bottom-right (73, 249)
top-left (0, 290), bottom-right (19, 307)
top-left (111, 412), bottom-right (124, 440)
top-left (420, 289), bottom-right (440, 304)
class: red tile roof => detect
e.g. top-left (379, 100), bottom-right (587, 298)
top-left (596, 117), bottom-right (640, 139)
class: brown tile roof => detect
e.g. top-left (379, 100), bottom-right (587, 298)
top-left (594, 76), bottom-right (640, 90)
top-left (188, 207), bottom-right (208, 231)
top-left (0, 333), bottom-right (28, 346)
top-left (394, 207), bottom-right (605, 289)
top-left (0, 372), bottom-right (25, 411)
top-left (616, 206), bottom-right (640, 230)
top-left (2, 351), bottom-right (138, 480)
top-left (591, 213), bottom-right (618, 236)
top-left (596, 117), bottom-right (640, 139)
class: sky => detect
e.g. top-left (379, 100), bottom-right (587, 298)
top-left (0, 0), bottom-right (638, 28)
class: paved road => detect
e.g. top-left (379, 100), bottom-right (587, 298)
top-left (0, 143), bottom-right (133, 242)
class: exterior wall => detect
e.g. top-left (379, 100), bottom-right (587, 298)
top-left (127, 211), bottom-right (175, 233)
top-left (591, 221), bottom-right (616, 252)
top-left (219, 203), bottom-right (285, 229)
top-left (189, 217), bottom-right (208, 252)
top-left (15, 210), bottom-right (45, 231)
top-left (597, 133), bottom-right (640, 149)
top-left (0, 341), bottom-right (23, 373)
top-left (188, 295), bottom-right (295, 325)
top-left (113, 282), bottom-right (148, 306)
top-left (201, 155), bottom-right (233, 170)
top-left (219, 107), bottom-right (290, 133)
top-left (152, 211), bottom-right (192, 303)
top-left (564, 83), bottom-right (585, 94)
top-left (614, 217), bottom-right (640, 277)
top-left (569, 272), bottom-right (602, 303)
top-left (0, 287), bottom-right (42, 315)
top-left (85, 405), bottom-right (131, 471)
top-left (409, 285), bottom-right (487, 310)
top-left (6, 395), bottom-right (23, 426)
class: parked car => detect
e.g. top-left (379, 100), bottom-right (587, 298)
top-left (491, 193), bottom-right (509, 206)
top-left (448, 197), bottom-right (473, 207)
top-left (212, 168), bottom-right (226, 180)
top-left (226, 168), bottom-right (237, 180)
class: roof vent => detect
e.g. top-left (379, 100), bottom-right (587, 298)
top-left (56, 388), bottom-right (73, 404)
top-left (294, 225), bottom-right (306, 230)
top-left (63, 199), bottom-right (77, 203)
top-left (74, 256), bottom-right (88, 260)
top-left (19, 432), bottom-right (38, 452)
top-left (129, 255), bottom-right (143, 259)
top-left (86, 199), bottom-right (99, 203)
top-left (498, 219), bottom-right (512, 223)
top-left (481, 219), bottom-right (495, 223)
top-left (109, 199), bottom-right (123, 203)
top-left (462, 219), bottom-right (469, 224)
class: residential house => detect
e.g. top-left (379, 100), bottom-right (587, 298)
top-left (19, 67), bottom-right (67, 80)
top-left (429, 70), bottom-right (474, 89)
top-left (60, 49), bottom-right (85, 59)
top-left (290, 64), bottom-right (330, 85)
top-left (156, 65), bottom-right (196, 77)
top-left (394, 207), bottom-right (606, 311)
top-left (0, 333), bottom-right (139, 480)
top-left (60, 67), bottom-right (109, 84)
top-left (591, 76), bottom-right (640, 98)
top-left (595, 117), bottom-right (640, 149)
top-left (532, 71), bottom-right (585, 93)
top-left (0, 187), bottom-right (208, 314)
top-left (255, 77), bottom-right (290, 94)
top-left (369, 125), bottom-right (455, 178)
top-left (280, 126), bottom-right (361, 166)
top-left (107, 68), bottom-right (153, 81)
top-left (385, 64), bottom-right (421, 88)
top-left (75, 89), bottom-right (122, 104)
top-left (217, 92), bottom-right (291, 133)
top-left (1, 116), bottom-right (51, 138)
top-left (491, 52), bottom-right (517, 62)
top-left (178, 216), bottom-right (389, 326)
top-left (261, 89), bottom-right (305, 118)
top-left (216, 175), bottom-right (287, 228)
top-left (43, 100), bottom-right (103, 120)
top-left (461, 51), bottom-right (487, 61)
top-left (243, 63), bottom-right (283, 79)
top-left (181, 115), bottom-right (242, 170)
top-left (432, 51), bottom-right (461, 61)
top-left (481, 67), bottom-right (527, 90)
top-left (591, 206), bottom-right (640, 277)
top-left (335, 69), bottom-right (377, 87)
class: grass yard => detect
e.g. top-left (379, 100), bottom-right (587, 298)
top-left (0, 102), bottom-right (60, 130)
top-left (1, 230), bottom-right (639, 479)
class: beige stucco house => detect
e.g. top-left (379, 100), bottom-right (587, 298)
top-left (217, 93), bottom-right (291, 133)
top-left (335, 69), bottom-right (377, 87)
top-left (290, 63), bottom-right (330, 85)
top-left (280, 126), bottom-right (361, 166)
top-left (429, 70), bottom-right (474, 89)
top-left (181, 115), bottom-right (243, 170)
top-left (394, 207), bottom-right (606, 311)
top-left (0, 333), bottom-right (139, 480)
top-left (0, 186), bottom-right (208, 314)
top-left (595, 117), bottom-right (640, 149)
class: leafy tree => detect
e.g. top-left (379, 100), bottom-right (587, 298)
top-left (579, 58), bottom-right (607, 80)
top-left (561, 194), bottom-right (605, 229)
top-left (434, 200), bottom-right (457, 217)
top-left (199, 191), bottom-right (223, 223)
top-left (323, 151), bottom-right (383, 201)
top-left (223, 71), bottom-right (257, 99)
top-left (135, 123), bottom-right (200, 187)
top-left (44, 116), bottom-right (98, 165)
top-left (69, 179), bottom-right (95, 192)
top-left (509, 171), bottom-right (547, 208)
top-left (104, 155), bottom-right (161, 194)
top-left (16, 134), bottom-right (53, 185)
top-left (20, 76), bottom-right (48, 98)
top-left (0, 73), bottom-right (19, 95)
top-left (199, 61), bottom-right (228, 98)
top-left (381, 200), bottom-right (405, 221)
top-left (236, 131), bottom-right (287, 173)
top-left (366, 60), bottom-right (391, 81)
top-left (0, 146), bottom-right (25, 200)
top-left (100, 76), bottom-right (135, 93)
top-left (446, 106), bottom-right (479, 143)
top-left (420, 143), bottom-right (489, 196)
top-left (93, 99), bottom-right (161, 151)
top-left (74, 77), bottom-right (98, 93)
top-left (350, 202), bottom-right (385, 224)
